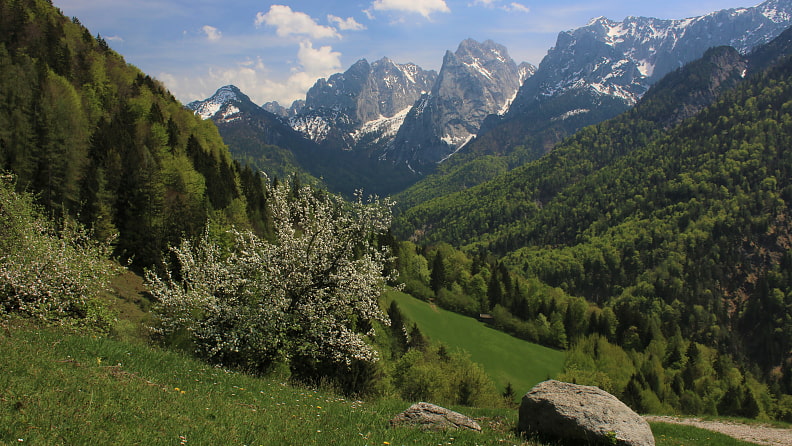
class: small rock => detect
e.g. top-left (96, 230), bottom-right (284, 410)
top-left (518, 380), bottom-right (654, 446)
top-left (390, 402), bottom-right (482, 432)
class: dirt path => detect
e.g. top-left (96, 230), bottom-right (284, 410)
top-left (644, 415), bottom-right (792, 446)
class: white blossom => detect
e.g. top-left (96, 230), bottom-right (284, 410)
top-left (0, 178), bottom-right (116, 329)
top-left (147, 180), bottom-right (396, 369)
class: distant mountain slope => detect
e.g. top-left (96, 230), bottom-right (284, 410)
top-left (186, 2), bottom-right (792, 201)
top-left (393, 42), bottom-right (763, 248)
top-left (186, 85), bottom-right (321, 185)
top-left (189, 58), bottom-right (437, 197)
top-left (398, 0), bottom-right (792, 214)
top-left (474, 0), bottom-right (792, 159)
top-left (384, 39), bottom-right (533, 171)
top-left (291, 57), bottom-right (437, 152)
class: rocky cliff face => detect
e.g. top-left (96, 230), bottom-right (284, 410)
top-left (290, 58), bottom-right (437, 149)
top-left (507, 0), bottom-right (792, 119)
top-left (262, 100), bottom-right (304, 118)
top-left (469, 0), bottom-right (792, 162)
top-left (386, 39), bottom-right (534, 171)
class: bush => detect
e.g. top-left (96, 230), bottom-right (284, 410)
top-left (147, 181), bottom-right (395, 374)
top-left (392, 345), bottom-right (503, 407)
top-left (0, 176), bottom-right (116, 330)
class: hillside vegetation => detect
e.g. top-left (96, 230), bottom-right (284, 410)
top-left (392, 41), bottom-right (792, 419)
top-left (0, 0), bottom-right (273, 267)
top-left (3, 0), bottom-right (792, 438)
top-left (0, 322), bottom-right (514, 445)
top-left (0, 0), bottom-right (545, 417)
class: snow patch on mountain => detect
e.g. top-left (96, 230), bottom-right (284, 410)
top-left (636, 59), bottom-right (655, 77)
top-left (218, 105), bottom-right (241, 123)
top-left (290, 115), bottom-right (332, 143)
top-left (187, 85), bottom-right (243, 120)
top-left (552, 108), bottom-right (590, 122)
top-left (465, 58), bottom-right (494, 80)
top-left (440, 135), bottom-right (474, 163)
top-left (351, 107), bottom-right (411, 144)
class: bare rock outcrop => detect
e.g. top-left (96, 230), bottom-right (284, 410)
top-left (518, 380), bottom-right (654, 446)
top-left (390, 402), bottom-right (481, 432)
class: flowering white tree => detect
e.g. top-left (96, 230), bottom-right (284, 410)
top-left (146, 180), bottom-right (396, 371)
top-left (0, 175), bottom-right (116, 329)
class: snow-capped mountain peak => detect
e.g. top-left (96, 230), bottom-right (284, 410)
top-left (507, 0), bottom-right (792, 121)
top-left (186, 85), bottom-right (248, 120)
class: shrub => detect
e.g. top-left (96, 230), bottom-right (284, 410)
top-left (147, 180), bottom-right (396, 373)
top-left (0, 175), bottom-right (116, 330)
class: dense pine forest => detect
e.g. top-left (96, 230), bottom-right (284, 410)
top-left (2, 0), bottom-right (792, 427)
top-left (0, 0), bottom-right (274, 268)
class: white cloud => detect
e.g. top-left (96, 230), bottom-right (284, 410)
top-left (201, 25), bottom-right (222, 41)
top-left (255, 5), bottom-right (340, 39)
top-left (470, 0), bottom-right (529, 13)
top-left (368, 0), bottom-right (451, 20)
top-left (328, 14), bottom-right (366, 31)
top-left (296, 40), bottom-right (342, 76)
top-left (161, 39), bottom-right (344, 107)
top-left (506, 2), bottom-right (530, 13)
top-left (105, 35), bottom-right (124, 42)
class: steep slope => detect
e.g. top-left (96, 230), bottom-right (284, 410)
top-left (190, 59), bottom-right (437, 196)
top-left (0, 0), bottom-right (267, 266)
top-left (395, 33), bottom-right (792, 379)
top-left (395, 0), bottom-right (792, 214)
top-left (385, 39), bottom-right (532, 171)
top-left (291, 57), bottom-right (437, 151)
top-left (393, 44), bottom-right (757, 248)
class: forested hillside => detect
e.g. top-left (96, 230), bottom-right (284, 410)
top-left (393, 38), bottom-right (792, 418)
top-left (0, 0), bottom-right (270, 267)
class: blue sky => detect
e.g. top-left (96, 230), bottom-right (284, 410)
top-left (51, 0), bottom-right (760, 106)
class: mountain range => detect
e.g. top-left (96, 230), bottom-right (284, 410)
top-left (187, 0), bottom-right (792, 198)
top-left (474, 0), bottom-right (792, 157)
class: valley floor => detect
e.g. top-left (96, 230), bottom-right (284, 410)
top-left (645, 416), bottom-right (792, 446)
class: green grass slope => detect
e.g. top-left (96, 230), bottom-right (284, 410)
top-left (385, 290), bottom-right (566, 397)
top-left (0, 322), bottom-right (518, 445)
top-left (0, 321), bottom-right (768, 446)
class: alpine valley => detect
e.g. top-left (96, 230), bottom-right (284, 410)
top-left (5, 0), bottom-right (792, 440)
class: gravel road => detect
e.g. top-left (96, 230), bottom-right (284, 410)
top-left (644, 415), bottom-right (792, 446)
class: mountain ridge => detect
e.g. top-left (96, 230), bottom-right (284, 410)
top-left (188, 0), bottom-right (792, 199)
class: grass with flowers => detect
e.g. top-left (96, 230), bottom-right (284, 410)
top-left (5, 288), bottom-right (786, 446)
top-left (0, 320), bottom-right (523, 445)
top-left (0, 319), bottom-right (771, 446)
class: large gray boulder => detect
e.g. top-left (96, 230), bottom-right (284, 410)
top-left (518, 380), bottom-right (654, 446)
top-left (390, 402), bottom-right (482, 432)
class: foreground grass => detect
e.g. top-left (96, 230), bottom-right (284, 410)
top-left (385, 290), bottom-right (566, 398)
top-left (0, 322), bottom-right (525, 445)
top-left (1, 321), bottom-right (781, 445)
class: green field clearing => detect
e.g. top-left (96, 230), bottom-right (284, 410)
top-left (384, 289), bottom-right (566, 398)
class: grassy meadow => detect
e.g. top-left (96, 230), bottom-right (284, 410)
top-left (384, 289), bottom-right (566, 398)
top-left (0, 320), bottom-right (766, 446)
top-left (0, 322), bottom-right (518, 445)
top-left (0, 275), bottom-right (776, 445)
